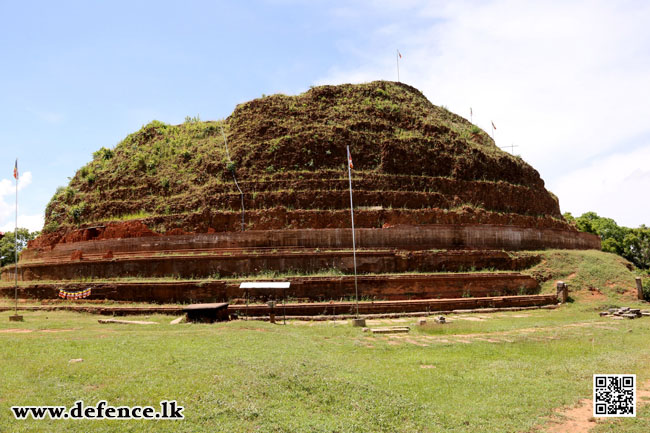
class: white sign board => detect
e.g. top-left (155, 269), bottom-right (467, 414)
top-left (239, 282), bottom-right (290, 289)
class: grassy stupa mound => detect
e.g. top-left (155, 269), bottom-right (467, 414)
top-left (42, 80), bottom-right (564, 237)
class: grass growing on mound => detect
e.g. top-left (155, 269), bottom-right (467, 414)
top-left (44, 119), bottom-right (232, 229)
top-left (42, 80), bottom-right (556, 231)
top-left (525, 249), bottom-right (637, 298)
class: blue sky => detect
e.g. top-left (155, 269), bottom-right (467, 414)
top-left (1, 0), bottom-right (650, 232)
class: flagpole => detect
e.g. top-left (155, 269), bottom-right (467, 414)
top-left (15, 159), bottom-right (18, 316)
top-left (346, 146), bottom-right (359, 318)
top-left (396, 50), bottom-right (400, 82)
top-left (10, 159), bottom-right (22, 321)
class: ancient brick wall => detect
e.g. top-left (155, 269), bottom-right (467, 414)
top-left (0, 273), bottom-right (538, 302)
top-left (21, 224), bottom-right (599, 263)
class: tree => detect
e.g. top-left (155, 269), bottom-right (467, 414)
top-left (569, 212), bottom-right (650, 269)
top-left (622, 227), bottom-right (650, 270)
top-left (0, 229), bottom-right (39, 268)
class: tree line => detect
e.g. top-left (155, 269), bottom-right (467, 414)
top-left (0, 229), bottom-right (39, 268)
top-left (564, 211), bottom-right (650, 270)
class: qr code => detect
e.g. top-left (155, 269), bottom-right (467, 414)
top-left (593, 374), bottom-right (636, 417)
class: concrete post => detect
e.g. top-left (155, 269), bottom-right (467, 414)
top-left (267, 300), bottom-right (276, 324)
top-left (636, 277), bottom-right (644, 300)
top-left (556, 281), bottom-right (568, 303)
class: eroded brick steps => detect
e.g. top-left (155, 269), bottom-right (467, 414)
top-left (0, 294), bottom-right (559, 317)
top-left (11, 249), bottom-right (540, 281)
top-left (0, 273), bottom-right (539, 303)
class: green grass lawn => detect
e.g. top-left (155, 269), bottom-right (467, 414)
top-left (1, 301), bottom-right (649, 433)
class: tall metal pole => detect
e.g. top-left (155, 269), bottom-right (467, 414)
top-left (14, 159), bottom-right (18, 315)
top-left (396, 50), bottom-right (400, 82)
top-left (346, 146), bottom-right (359, 317)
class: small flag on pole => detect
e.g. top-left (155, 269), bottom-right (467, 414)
top-left (348, 151), bottom-right (354, 169)
top-left (398, 50), bottom-right (402, 59)
top-left (491, 121), bottom-right (497, 130)
top-left (13, 159), bottom-right (18, 180)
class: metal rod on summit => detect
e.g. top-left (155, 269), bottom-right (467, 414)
top-left (346, 146), bottom-right (359, 318)
top-left (396, 49), bottom-right (401, 82)
top-left (500, 144), bottom-right (519, 154)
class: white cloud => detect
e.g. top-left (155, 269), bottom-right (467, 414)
top-left (0, 214), bottom-right (44, 233)
top-left (0, 171), bottom-right (43, 233)
top-left (316, 0), bottom-right (650, 226)
top-left (551, 144), bottom-right (650, 228)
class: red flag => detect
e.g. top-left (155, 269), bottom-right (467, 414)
top-left (13, 159), bottom-right (18, 180)
top-left (398, 50), bottom-right (402, 59)
top-left (347, 146), bottom-right (354, 169)
top-left (491, 121), bottom-right (496, 130)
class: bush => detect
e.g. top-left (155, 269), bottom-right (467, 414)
top-left (93, 147), bottom-right (114, 160)
top-left (69, 204), bottom-right (86, 224)
top-left (374, 88), bottom-right (389, 98)
top-left (42, 221), bottom-right (60, 233)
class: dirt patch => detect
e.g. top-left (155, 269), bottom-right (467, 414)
top-left (543, 398), bottom-right (595, 433)
top-left (0, 328), bottom-right (33, 333)
top-left (539, 380), bottom-right (650, 433)
top-left (374, 320), bottom-right (618, 347)
top-left (237, 327), bottom-right (270, 332)
top-left (402, 337), bottom-right (429, 347)
top-left (577, 287), bottom-right (607, 301)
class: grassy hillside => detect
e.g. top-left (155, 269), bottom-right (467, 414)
top-left (525, 249), bottom-right (641, 300)
top-left (42, 81), bottom-right (562, 233)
